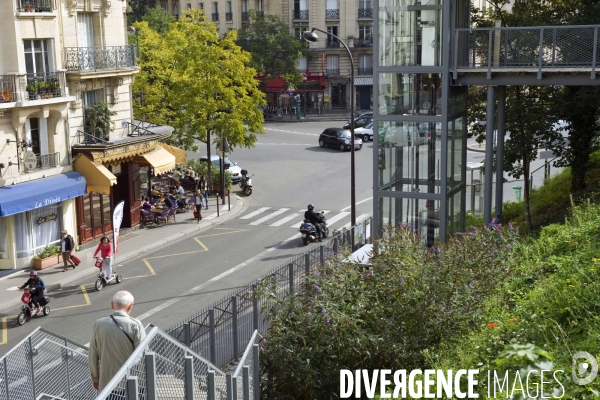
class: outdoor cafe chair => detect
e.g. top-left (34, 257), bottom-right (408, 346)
top-left (140, 209), bottom-right (154, 227)
top-left (167, 206), bottom-right (178, 223)
top-left (156, 209), bottom-right (171, 226)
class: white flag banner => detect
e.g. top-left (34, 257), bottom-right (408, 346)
top-left (113, 201), bottom-right (125, 253)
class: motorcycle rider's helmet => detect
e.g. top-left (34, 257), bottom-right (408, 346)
top-left (30, 271), bottom-right (37, 277)
top-left (307, 204), bottom-right (314, 211)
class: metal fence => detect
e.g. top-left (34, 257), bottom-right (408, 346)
top-left (0, 327), bottom-right (96, 400)
top-left (454, 25), bottom-right (600, 78)
top-left (166, 218), bottom-right (373, 368)
top-left (98, 326), bottom-right (262, 400)
top-left (65, 46), bottom-right (137, 72)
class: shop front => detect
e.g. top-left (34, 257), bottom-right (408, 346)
top-left (72, 129), bottom-right (175, 245)
top-left (0, 172), bottom-right (86, 270)
top-left (263, 73), bottom-right (326, 111)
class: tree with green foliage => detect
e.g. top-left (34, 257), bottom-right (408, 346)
top-left (235, 10), bottom-right (307, 89)
top-left (132, 9), bottom-right (265, 186)
top-left (141, 6), bottom-right (176, 36)
top-left (84, 102), bottom-right (116, 140)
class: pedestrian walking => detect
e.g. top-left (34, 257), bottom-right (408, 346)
top-left (192, 189), bottom-right (203, 223)
top-left (88, 291), bottom-right (146, 393)
top-left (199, 175), bottom-right (210, 209)
top-left (93, 236), bottom-right (113, 281)
top-left (60, 230), bottom-right (76, 272)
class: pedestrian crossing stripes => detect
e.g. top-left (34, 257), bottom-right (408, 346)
top-left (237, 207), bottom-right (367, 230)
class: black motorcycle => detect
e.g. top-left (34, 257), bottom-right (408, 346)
top-left (299, 212), bottom-right (329, 245)
top-left (239, 169), bottom-right (253, 196)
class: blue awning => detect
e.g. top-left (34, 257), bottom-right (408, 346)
top-left (0, 172), bottom-right (87, 217)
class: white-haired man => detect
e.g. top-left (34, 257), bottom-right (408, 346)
top-left (88, 291), bottom-right (146, 392)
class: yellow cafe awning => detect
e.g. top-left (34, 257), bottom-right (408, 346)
top-left (161, 143), bottom-right (187, 165)
top-left (133, 145), bottom-right (176, 175)
top-left (72, 154), bottom-right (117, 195)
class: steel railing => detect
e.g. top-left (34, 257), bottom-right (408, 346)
top-left (76, 130), bottom-right (109, 145)
top-left (0, 75), bottom-right (16, 103)
top-left (25, 152), bottom-right (61, 171)
top-left (212, 12), bottom-right (219, 21)
top-left (326, 40), bottom-right (340, 48)
top-left (354, 37), bottom-right (373, 48)
top-left (225, 12), bottom-right (232, 21)
top-left (0, 327), bottom-right (96, 400)
top-left (326, 68), bottom-right (340, 76)
top-left (65, 46), bottom-right (137, 72)
top-left (293, 9), bottom-right (309, 20)
top-left (453, 25), bottom-right (600, 79)
top-left (166, 218), bottom-right (372, 368)
top-left (17, 0), bottom-right (55, 12)
top-left (25, 72), bottom-right (66, 100)
top-left (326, 9), bottom-right (339, 19)
top-left (358, 7), bottom-right (373, 18)
top-left (241, 11), bottom-right (249, 21)
top-left (127, 120), bottom-right (159, 137)
top-left (358, 67), bottom-right (373, 75)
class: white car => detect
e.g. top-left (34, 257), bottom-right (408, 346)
top-left (199, 155), bottom-right (243, 183)
top-left (354, 122), bottom-right (373, 142)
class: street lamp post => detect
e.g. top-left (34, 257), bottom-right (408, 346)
top-left (303, 28), bottom-right (356, 227)
top-left (303, 75), bottom-right (307, 118)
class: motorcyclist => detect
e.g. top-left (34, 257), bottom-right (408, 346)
top-left (19, 271), bottom-right (45, 312)
top-left (304, 204), bottom-right (325, 241)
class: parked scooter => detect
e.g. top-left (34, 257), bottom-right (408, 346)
top-left (17, 288), bottom-right (50, 326)
top-left (94, 257), bottom-right (123, 291)
top-left (239, 169), bottom-right (253, 196)
top-left (299, 212), bottom-right (329, 245)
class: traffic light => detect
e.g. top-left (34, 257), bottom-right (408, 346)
top-left (378, 149), bottom-right (386, 170)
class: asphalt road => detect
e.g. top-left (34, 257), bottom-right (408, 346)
top-left (0, 120), bottom-right (561, 354)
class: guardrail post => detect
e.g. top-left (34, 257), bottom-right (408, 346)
top-left (29, 337), bottom-right (36, 399)
top-left (253, 344), bottom-right (260, 400)
top-left (288, 263), bottom-right (294, 294)
top-left (252, 284), bottom-right (259, 331)
top-left (208, 370), bottom-right (216, 400)
top-left (304, 253), bottom-right (310, 276)
top-left (233, 375), bottom-right (239, 400)
top-left (3, 358), bottom-right (9, 400)
top-left (209, 308), bottom-right (216, 365)
top-left (185, 356), bottom-right (194, 400)
top-left (226, 374), bottom-right (235, 400)
top-left (537, 28), bottom-right (545, 79)
top-left (243, 366), bottom-right (250, 400)
top-left (487, 29), bottom-right (493, 80)
top-left (232, 296), bottom-right (239, 359)
top-left (319, 245), bottom-right (324, 267)
top-left (592, 26), bottom-right (598, 79)
top-left (145, 352), bottom-right (157, 400)
top-left (63, 338), bottom-right (72, 400)
top-left (183, 322), bottom-right (191, 347)
top-left (127, 377), bottom-right (138, 400)
top-left (333, 236), bottom-right (338, 253)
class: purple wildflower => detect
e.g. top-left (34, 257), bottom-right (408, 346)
top-left (468, 284), bottom-right (474, 290)
top-left (326, 317), bottom-right (330, 324)
top-left (321, 309), bottom-right (326, 314)
top-left (289, 312), bottom-right (295, 317)
top-left (313, 285), bottom-right (320, 290)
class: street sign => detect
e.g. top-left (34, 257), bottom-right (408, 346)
top-left (215, 149), bottom-right (226, 158)
top-left (24, 151), bottom-right (37, 170)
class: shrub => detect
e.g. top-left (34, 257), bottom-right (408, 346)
top-left (32, 245), bottom-right (61, 261)
top-left (258, 223), bottom-right (519, 399)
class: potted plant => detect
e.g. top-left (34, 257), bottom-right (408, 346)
top-left (32, 245), bottom-right (62, 270)
top-left (84, 102), bottom-right (116, 141)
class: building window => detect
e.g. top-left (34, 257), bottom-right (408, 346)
top-left (297, 56), bottom-right (307, 72)
top-left (27, 118), bottom-right (41, 155)
top-left (326, 54), bottom-right (339, 76)
top-left (15, 204), bottom-right (63, 258)
top-left (258, 0), bottom-right (263, 11)
top-left (359, 25), bottom-right (372, 39)
top-left (212, 2), bottom-right (219, 21)
top-left (326, 26), bottom-right (339, 47)
top-left (24, 40), bottom-right (53, 75)
top-left (83, 89), bottom-right (104, 107)
top-left (82, 193), bottom-right (112, 235)
top-left (187, 3), bottom-right (192, 9)
top-left (358, 54), bottom-right (373, 75)
top-left (199, 3), bottom-right (204, 9)
top-left (226, 1), bottom-right (232, 21)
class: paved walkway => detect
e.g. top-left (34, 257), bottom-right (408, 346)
top-left (0, 195), bottom-right (245, 312)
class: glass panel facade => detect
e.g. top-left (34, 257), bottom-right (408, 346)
top-left (378, 197), bottom-right (440, 240)
top-left (378, 0), bottom-right (443, 67)
top-left (447, 116), bottom-right (465, 192)
top-left (378, 73), bottom-right (442, 115)
top-left (447, 190), bottom-right (464, 235)
top-left (378, 121), bottom-right (441, 193)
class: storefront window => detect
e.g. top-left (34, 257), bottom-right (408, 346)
top-left (15, 204), bottom-right (63, 258)
top-left (0, 218), bottom-right (7, 259)
top-left (84, 193), bottom-right (112, 230)
top-left (378, 0), bottom-right (443, 67)
top-left (378, 73), bottom-right (442, 115)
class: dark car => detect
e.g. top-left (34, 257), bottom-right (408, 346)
top-left (318, 128), bottom-right (363, 151)
top-left (343, 112), bottom-right (373, 130)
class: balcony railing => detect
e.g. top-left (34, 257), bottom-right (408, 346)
top-left (354, 37), bottom-right (373, 48)
top-left (358, 7), bottom-right (373, 18)
top-left (293, 9), bottom-right (309, 20)
top-left (225, 12), bottom-right (232, 21)
top-left (25, 72), bottom-right (66, 100)
top-left (17, 0), bottom-right (55, 12)
top-left (326, 68), bottom-right (340, 76)
top-left (326, 39), bottom-right (340, 48)
top-left (358, 67), bottom-right (373, 75)
top-left (65, 46), bottom-right (137, 72)
top-left (0, 75), bottom-right (16, 103)
top-left (326, 9), bottom-right (339, 19)
top-left (241, 11), bottom-right (249, 21)
top-left (76, 130), bottom-right (109, 145)
top-left (26, 152), bottom-right (60, 171)
top-left (212, 12), bottom-right (219, 21)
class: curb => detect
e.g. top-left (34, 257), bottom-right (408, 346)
top-left (467, 146), bottom-right (486, 153)
top-left (0, 196), bottom-right (245, 313)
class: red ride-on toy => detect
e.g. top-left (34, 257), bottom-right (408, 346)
top-left (17, 288), bottom-right (50, 326)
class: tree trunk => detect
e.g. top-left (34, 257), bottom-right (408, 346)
top-left (522, 151), bottom-right (533, 232)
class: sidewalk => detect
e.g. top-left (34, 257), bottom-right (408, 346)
top-left (0, 195), bottom-right (245, 312)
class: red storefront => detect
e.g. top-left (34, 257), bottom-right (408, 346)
top-left (262, 73), bottom-right (326, 110)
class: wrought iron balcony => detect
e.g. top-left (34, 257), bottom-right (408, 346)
top-left (0, 75), bottom-right (16, 103)
top-left (26, 152), bottom-right (60, 171)
top-left (76, 130), bottom-right (109, 145)
top-left (241, 11), bottom-right (249, 21)
top-left (326, 69), bottom-right (340, 77)
top-left (358, 8), bottom-right (373, 18)
top-left (326, 9), bottom-right (339, 20)
top-left (25, 72), bottom-right (66, 100)
top-left (17, 0), bottom-right (55, 12)
top-left (225, 12), bottom-right (232, 21)
top-left (326, 39), bottom-right (340, 48)
top-left (256, 11), bottom-right (264, 18)
top-left (354, 37), bottom-right (373, 48)
top-left (358, 68), bottom-right (373, 75)
top-left (212, 12), bottom-right (219, 21)
top-left (65, 46), bottom-right (137, 72)
top-left (293, 9), bottom-right (309, 20)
